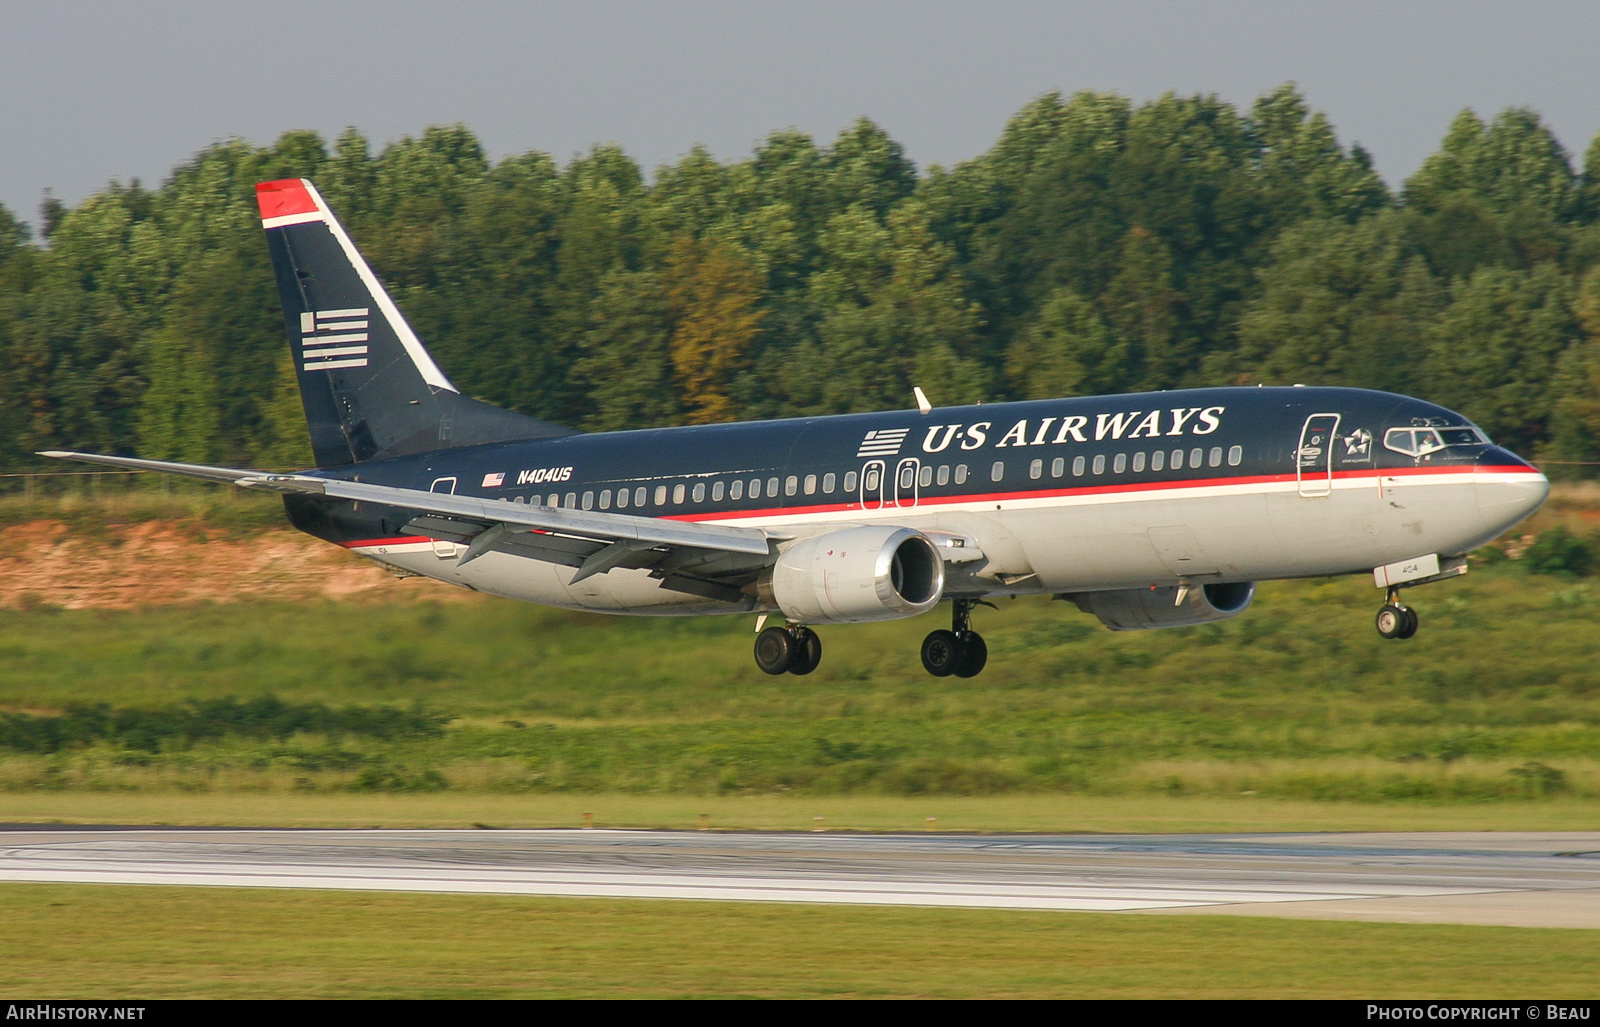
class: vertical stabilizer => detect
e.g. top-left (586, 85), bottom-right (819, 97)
top-left (257, 179), bottom-right (574, 467)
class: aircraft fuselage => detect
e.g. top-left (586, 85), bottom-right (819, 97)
top-left (285, 384), bottom-right (1546, 616)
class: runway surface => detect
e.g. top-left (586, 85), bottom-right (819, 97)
top-left (2, 827), bottom-right (1597, 927)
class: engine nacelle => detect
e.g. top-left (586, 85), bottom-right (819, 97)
top-left (1067, 581), bottom-right (1256, 631)
top-left (758, 525), bottom-right (944, 624)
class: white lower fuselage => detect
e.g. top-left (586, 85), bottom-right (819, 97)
top-left (347, 463), bottom-right (1548, 617)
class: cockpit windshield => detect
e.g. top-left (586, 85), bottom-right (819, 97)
top-left (1383, 426), bottom-right (1489, 457)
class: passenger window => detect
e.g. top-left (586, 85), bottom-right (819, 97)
top-left (565, 492), bottom-right (578, 508)
top-left (1132, 452), bottom-right (1145, 472)
top-left (616, 488), bottom-right (629, 509)
top-left (513, 495), bottom-right (526, 505)
top-left (546, 494), bottom-right (558, 507)
top-left (954, 464), bottom-right (968, 484)
top-left (1170, 449), bottom-right (1184, 470)
top-left (731, 480), bottom-right (744, 500)
top-left (1190, 447), bottom-right (1203, 468)
top-left (767, 477), bottom-right (779, 497)
top-left (785, 476), bottom-right (798, 497)
top-left (991, 461), bottom-right (1005, 482)
top-left (1209, 447), bottom-right (1223, 468)
top-left (845, 471), bottom-right (859, 491)
top-left (692, 482), bottom-right (706, 503)
top-left (749, 479), bottom-right (761, 499)
top-left (599, 490), bottom-right (611, 510)
top-left (1072, 456), bottom-right (1085, 476)
top-left (804, 474), bottom-right (817, 495)
top-left (1152, 450), bottom-right (1165, 471)
top-left (1227, 445), bottom-right (1242, 467)
top-left (653, 486), bottom-right (667, 506)
top-left (671, 484), bottom-right (685, 504)
top-left (918, 465), bottom-right (933, 487)
top-left (936, 465), bottom-right (950, 486)
top-left (712, 480), bottom-right (725, 501)
top-left (634, 486), bottom-right (647, 507)
top-left (899, 464), bottom-right (915, 490)
top-left (582, 491), bottom-right (595, 510)
top-left (1029, 458), bottom-right (1043, 479)
top-left (1051, 457), bottom-right (1064, 478)
top-left (1092, 454), bottom-right (1106, 475)
top-left (1113, 453), bottom-right (1127, 474)
top-left (823, 473), bottom-right (836, 493)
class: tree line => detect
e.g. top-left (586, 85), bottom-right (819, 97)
top-left (3, 84), bottom-right (1600, 472)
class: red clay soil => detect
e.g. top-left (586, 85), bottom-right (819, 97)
top-left (0, 520), bottom-right (470, 610)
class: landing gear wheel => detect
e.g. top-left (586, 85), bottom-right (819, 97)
top-left (953, 632), bottom-right (987, 678)
top-left (1376, 604), bottom-right (1413, 640)
top-left (788, 626), bottom-right (823, 675)
top-left (754, 626), bottom-right (794, 674)
top-left (921, 629), bottom-right (963, 677)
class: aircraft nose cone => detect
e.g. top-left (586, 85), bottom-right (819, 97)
top-left (1475, 449), bottom-right (1548, 533)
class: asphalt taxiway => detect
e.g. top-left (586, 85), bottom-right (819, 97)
top-left (1, 828), bottom-right (1596, 927)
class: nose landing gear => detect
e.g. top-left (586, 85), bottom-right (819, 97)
top-left (1375, 588), bottom-right (1419, 640)
top-left (755, 624), bottom-right (823, 675)
top-left (921, 598), bottom-right (988, 677)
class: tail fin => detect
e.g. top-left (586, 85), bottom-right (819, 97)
top-left (256, 178), bottom-right (575, 467)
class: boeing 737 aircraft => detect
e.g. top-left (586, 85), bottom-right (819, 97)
top-left (44, 179), bottom-right (1550, 678)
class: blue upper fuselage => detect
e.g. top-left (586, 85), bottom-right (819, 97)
top-left (285, 386), bottom-right (1533, 546)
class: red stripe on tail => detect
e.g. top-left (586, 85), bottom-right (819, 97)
top-left (256, 179), bottom-right (318, 220)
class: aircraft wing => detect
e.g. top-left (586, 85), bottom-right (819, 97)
top-left (38, 451), bottom-right (778, 564)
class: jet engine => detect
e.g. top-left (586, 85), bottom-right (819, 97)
top-left (757, 525), bottom-right (944, 624)
top-left (1066, 581), bottom-right (1256, 631)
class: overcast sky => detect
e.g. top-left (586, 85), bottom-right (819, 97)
top-left (3, 1), bottom-right (1597, 226)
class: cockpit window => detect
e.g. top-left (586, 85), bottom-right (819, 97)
top-left (1383, 426), bottom-right (1488, 456)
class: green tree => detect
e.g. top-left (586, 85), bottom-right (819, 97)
top-left (1424, 263), bottom-right (1579, 452)
top-left (796, 203), bottom-right (987, 414)
top-left (1003, 288), bottom-right (1123, 399)
top-left (1234, 211), bottom-right (1441, 395)
top-left (569, 270), bottom-right (679, 431)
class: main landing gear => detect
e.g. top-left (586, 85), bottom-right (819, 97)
top-left (1375, 588), bottom-right (1419, 640)
top-left (755, 624), bottom-right (822, 676)
top-left (921, 598), bottom-right (988, 678)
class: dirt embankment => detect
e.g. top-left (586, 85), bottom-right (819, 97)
top-left (0, 521), bottom-right (469, 610)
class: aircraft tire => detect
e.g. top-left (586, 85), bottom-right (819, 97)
top-left (755, 626), bottom-right (795, 675)
top-left (1396, 606), bottom-right (1419, 639)
top-left (921, 629), bottom-right (963, 677)
top-left (789, 627), bottom-right (823, 675)
top-left (953, 632), bottom-right (987, 678)
top-left (1375, 604), bottom-right (1407, 639)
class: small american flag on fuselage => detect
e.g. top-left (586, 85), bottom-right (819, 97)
top-left (856, 427), bottom-right (910, 458)
top-left (482, 472), bottom-right (505, 487)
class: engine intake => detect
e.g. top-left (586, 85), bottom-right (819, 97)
top-left (1067, 581), bottom-right (1256, 631)
top-left (758, 525), bottom-right (944, 624)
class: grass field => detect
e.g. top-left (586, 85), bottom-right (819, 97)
top-left (0, 883), bottom-right (1596, 998)
top-left (4, 792), bottom-right (1599, 833)
top-left (3, 554), bottom-right (1600, 821)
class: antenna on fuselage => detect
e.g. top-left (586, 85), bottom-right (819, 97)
top-left (913, 386), bottom-right (933, 415)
